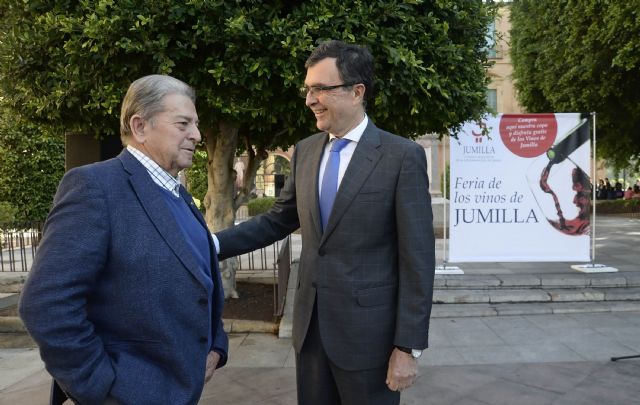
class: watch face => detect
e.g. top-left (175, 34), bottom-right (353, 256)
top-left (411, 349), bottom-right (423, 359)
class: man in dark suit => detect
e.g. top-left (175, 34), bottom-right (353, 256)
top-left (19, 75), bottom-right (228, 405)
top-left (216, 40), bottom-right (435, 405)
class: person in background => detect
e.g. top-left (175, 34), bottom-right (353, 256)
top-left (19, 75), bottom-right (228, 405)
top-left (215, 40), bottom-right (435, 405)
top-left (623, 186), bottom-right (634, 200)
top-left (605, 178), bottom-right (614, 200)
top-left (614, 182), bottom-right (625, 199)
top-left (596, 179), bottom-right (607, 200)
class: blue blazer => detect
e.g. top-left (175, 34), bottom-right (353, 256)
top-left (19, 150), bottom-right (228, 405)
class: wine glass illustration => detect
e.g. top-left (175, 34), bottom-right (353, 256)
top-left (526, 116), bottom-right (591, 236)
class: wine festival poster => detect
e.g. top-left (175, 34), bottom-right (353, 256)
top-left (449, 113), bottom-right (591, 262)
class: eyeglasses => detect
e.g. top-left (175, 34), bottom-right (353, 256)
top-left (298, 82), bottom-right (358, 98)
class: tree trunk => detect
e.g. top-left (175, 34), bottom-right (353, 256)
top-left (203, 125), bottom-right (279, 299)
top-left (234, 134), bottom-right (268, 209)
top-left (205, 121), bottom-right (239, 299)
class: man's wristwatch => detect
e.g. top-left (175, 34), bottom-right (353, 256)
top-left (395, 346), bottom-right (423, 359)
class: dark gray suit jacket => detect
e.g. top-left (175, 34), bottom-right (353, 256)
top-left (19, 150), bottom-right (228, 404)
top-left (218, 121), bottom-right (434, 371)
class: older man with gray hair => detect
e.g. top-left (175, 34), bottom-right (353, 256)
top-left (20, 74), bottom-right (228, 405)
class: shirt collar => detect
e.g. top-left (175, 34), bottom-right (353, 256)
top-left (329, 114), bottom-right (368, 143)
top-left (127, 145), bottom-right (181, 197)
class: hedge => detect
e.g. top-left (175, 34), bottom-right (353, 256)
top-left (247, 197), bottom-right (276, 216)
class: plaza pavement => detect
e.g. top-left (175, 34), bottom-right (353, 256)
top-left (1, 215), bottom-right (639, 404)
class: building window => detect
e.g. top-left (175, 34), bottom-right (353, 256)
top-left (485, 21), bottom-right (497, 58)
top-left (486, 89), bottom-right (497, 112)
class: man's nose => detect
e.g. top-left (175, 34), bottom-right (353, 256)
top-left (190, 125), bottom-right (201, 143)
top-left (305, 91), bottom-right (317, 107)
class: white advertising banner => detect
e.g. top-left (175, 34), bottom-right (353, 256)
top-left (449, 113), bottom-right (591, 262)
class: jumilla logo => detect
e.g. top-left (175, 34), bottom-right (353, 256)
top-left (463, 121), bottom-right (495, 155)
top-left (471, 121), bottom-right (486, 143)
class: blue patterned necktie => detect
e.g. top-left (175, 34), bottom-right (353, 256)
top-left (319, 138), bottom-right (350, 231)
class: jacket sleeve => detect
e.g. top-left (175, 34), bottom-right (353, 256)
top-left (216, 148), bottom-right (301, 259)
top-left (393, 143), bottom-right (436, 350)
top-left (211, 314), bottom-right (229, 368)
top-left (19, 167), bottom-right (115, 404)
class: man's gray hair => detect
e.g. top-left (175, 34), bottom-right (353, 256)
top-left (120, 75), bottom-right (196, 145)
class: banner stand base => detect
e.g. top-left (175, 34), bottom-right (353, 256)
top-left (571, 263), bottom-right (618, 273)
top-left (435, 265), bottom-right (464, 275)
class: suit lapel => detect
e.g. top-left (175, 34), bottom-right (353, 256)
top-left (180, 185), bottom-right (225, 303)
top-left (320, 122), bottom-right (382, 244)
top-left (119, 150), bottom-right (211, 288)
top-left (179, 186), bottom-right (221, 275)
top-left (181, 186), bottom-right (208, 231)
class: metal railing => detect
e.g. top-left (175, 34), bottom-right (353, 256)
top-left (236, 237), bottom-right (287, 271)
top-left (1, 222), bottom-right (294, 283)
top-left (233, 234), bottom-right (293, 317)
top-left (0, 222), bottom-right (42, 272)
top-left (2, 220), bottom-right (295, 320)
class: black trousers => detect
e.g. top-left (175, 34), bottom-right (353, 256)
top-left (295, 304), bottom-right (400, 405)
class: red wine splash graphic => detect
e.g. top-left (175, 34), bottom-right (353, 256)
top-left (540, 162), bottom-right (591, 236)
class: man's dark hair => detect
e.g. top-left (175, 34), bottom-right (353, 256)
top-left (306, 40), bottom-right (374, 106)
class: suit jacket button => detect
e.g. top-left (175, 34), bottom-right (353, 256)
top-left (199, 337), bottom-right (207, 343)
top-left (318, 249), bottom-right (325, 256)
top-left (198, 298), bottom-right (207, 305)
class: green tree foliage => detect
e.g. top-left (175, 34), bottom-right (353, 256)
top-left (0, 0), bottom-right (494, 230)
top-left (0, 201), bottom-right (18, 225)
top-left (0, 0), bottom-right (494, 298)
top-left (510, 0), bottom-right (640, 168)
top-left (0, 109), bottom-right (65, 222)
top-left (185, 150), bottom-right (208, 205)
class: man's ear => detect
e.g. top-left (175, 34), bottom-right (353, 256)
top-left (353, 83), bottom-right (366, 105)
top-left (130, 115), bottom-right (147, 144)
